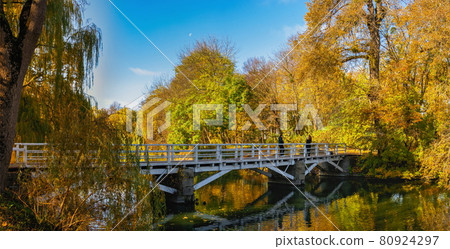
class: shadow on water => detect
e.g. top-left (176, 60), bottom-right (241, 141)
top-left (152, 171), bottom-right (449, 231)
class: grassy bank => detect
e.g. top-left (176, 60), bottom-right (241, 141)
top-left (0, 192), bottom-right (52, 231)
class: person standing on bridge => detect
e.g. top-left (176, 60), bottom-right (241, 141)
top-left (306, 135), bottom-right (312, 156)
top-left (278, 133), bottom-right (285, 156)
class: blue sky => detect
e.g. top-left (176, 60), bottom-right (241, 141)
top-left (84, 0), bottom-right (308, 108)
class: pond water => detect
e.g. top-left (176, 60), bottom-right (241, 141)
top-left (153, 171), bottom-right (449, 231)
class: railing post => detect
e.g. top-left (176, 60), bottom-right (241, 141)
top-left (303, 144), bottom-right (307, 158)
top-left (275, 145), bottom-right (278, 159)
top-left (216, 145), bottom-right (222, 161)
top-left (166, 145), bottom-right (170, 162)
top-left (258, 145), bottom-right (261, 160)
top-left (145, 145), bottom-right (149, 166)
top-left (240, 145), bottom-right (244, 160)
top-left (325, 144), bottom-right (329, 155)
top-left (315, 144), bottom-right (318, 156)
top-left (136, 145), bottom-right (140, 165)
top-left (195, 145), bottom-right (198, 162)
top-left (235, 145), bottom-right (238, 159)
top-left (15, 144), bottom-right (20, 164)
top-left (335, 144), bottom-right (338, 155)
top-left (24, 145), bottom-right (28, 166)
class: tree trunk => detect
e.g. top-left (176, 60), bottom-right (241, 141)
top-left (0, 77), bottom-right (24, 191)
top-left (365, 0), bottom-right (386, 155)
top-left (366, 0), bottom-right (384, 82)
top-left (0, 0), bottom-right (47, 192)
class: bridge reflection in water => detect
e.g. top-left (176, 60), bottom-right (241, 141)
top-left (153, 174), bottom-right (356, 231)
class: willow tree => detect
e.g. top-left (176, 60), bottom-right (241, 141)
top-left (18, 0), bottom-right (101, 141)
top-left (0, 0), bottom-right (101, 191)
top-left (0, 0), bottom-right (47, 191)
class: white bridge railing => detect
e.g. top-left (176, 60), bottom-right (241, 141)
top-left (11, 143), bottom-right (347, 168)
top-left (125, 143), bottom-right (346, 165)
top-left (11, 143), bottom-right (48, 166)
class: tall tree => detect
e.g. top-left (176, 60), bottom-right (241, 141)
top-left (299, 0), bottom-right (389, 152)
top-left (0, 0), bottom-right (47, 191)
top-left (146, 38), bottom-right (254, 144)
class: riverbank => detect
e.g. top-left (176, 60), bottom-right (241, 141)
top-left (342, 152), bottom-right (450, 188)
top-left (316, 157), bottom-right (447, 190)
top-left (0, 192), bottom-right (51, 231)
top-left (352, 166), bottom-right (422, 180)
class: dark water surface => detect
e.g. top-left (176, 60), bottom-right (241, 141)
top-left (153, 171), bottom-right (449, 231)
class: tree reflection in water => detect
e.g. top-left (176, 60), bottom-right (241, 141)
top-left (156, 170), bottom-right (449, 231)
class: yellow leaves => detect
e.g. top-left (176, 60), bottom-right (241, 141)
top-left (420, 132), bottom-right (450, 189)
top-left (2, 221), bottom-right (7, 227)
top-left (211, 188), bottom-right (222, 197)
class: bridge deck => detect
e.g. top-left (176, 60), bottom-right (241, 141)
top-left (10, 143), bottom-right (347, 175)
top-left (10, 143), bottom-right (350, 194)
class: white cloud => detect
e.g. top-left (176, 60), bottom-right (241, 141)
top-left (129, 67), bottom-right (161, 77)
top-left (283, 24), bottom-right (307, 38)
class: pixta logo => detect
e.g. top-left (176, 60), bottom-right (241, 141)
top-left (193, 103), bottom-right (323, 131)
top-left (126, 97), bottom-right (172, 140)
top-left (127, 99), bottom-right (323, 140)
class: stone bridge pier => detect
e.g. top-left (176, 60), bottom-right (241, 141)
top-left (269, 160), bottom-right (306, 185)
top-left (160, 168), bottom-right (195, 204)
top-left (317, 155), bottom-right (358, 177)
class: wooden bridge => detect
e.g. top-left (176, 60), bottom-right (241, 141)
top-left (11, 142), bottom-right (354, 203)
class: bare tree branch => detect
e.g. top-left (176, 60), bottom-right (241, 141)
top-left (342, 54), bottom-right (369, 63)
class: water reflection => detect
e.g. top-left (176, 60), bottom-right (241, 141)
top-left (154, 171), bottom-right (449, 231)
